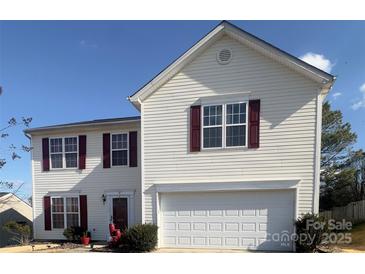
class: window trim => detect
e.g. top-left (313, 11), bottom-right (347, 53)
top-left (201, 101), bottom-right (248, 150)
top-left (225, 102), bottom-right (248, 148)
top-left (202, 103), bottom-right (224, 149)
top-left (110, 132), bottom-right (129, 167)
top-left (49, 136), bottom-right (79, 170)
top-left (50, 195), bottom-right (80, 230)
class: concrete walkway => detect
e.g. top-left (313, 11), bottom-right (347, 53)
top-left (0, 243), bottom-right (107, 253)
top-left (0, 244), bottom-right (60, 253)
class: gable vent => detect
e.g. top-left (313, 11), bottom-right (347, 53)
top-left (217, 49), bottom-right (232, 64)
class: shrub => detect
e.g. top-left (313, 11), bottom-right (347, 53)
top-left (2, 221), bottom-right (31, 245)
top-left (63, 226), bottom-right (85, 242)
top-left (125, 223), bottom-right (158, 252)
top-left (295, 213), bottom-right (329, 252)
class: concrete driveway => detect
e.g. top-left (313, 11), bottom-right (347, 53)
top-left (154, 248), bottom-right (249, 253)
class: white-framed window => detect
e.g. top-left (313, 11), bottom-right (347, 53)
top-left (226, 103), bottom-right (247, 147)
top-left (65, 137), bottom-right (78, 168)
top-left (203, 105), bottom-right (223, 148)
top-left (49, 137), bottom-right (78, 169)
top-left (51, 196), bottom-right (80, 229)
top-left (111, 133), bottom-right (128, 166)
top-left (202, 102), bottom-right (248, 149)
top-left (50, 138), bottom-right (63, 168)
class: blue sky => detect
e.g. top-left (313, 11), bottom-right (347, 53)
top-left (1, 20), bottom-right (365, 200)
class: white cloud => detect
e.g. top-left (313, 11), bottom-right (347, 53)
top-left (360, 83), bottom-right (365, 93)
top-left (332, 92), bottom-right (342, 100)
top-left (299, 52), bottom-right (334, 73)
top-left (79, 40), bottom-right (98, 49)
top-left (351, 83), bottom-right (365, 110)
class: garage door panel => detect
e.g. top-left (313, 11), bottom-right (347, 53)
top-left (159, 190), bottom-right (295, 251)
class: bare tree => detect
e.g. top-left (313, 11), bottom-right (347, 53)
top-left (0, 86), bottom-right (32, 194)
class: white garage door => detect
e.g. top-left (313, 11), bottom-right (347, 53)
top-left (159, 190), bottom-right (295, 251)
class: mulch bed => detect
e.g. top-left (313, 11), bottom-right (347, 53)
top-left (30, 242), bottom-right (86, 252)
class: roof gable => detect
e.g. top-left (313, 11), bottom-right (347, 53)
top-left (0, 193), bottom-right (32, 221)
top-left (128, 21), bottom-right (335, 109)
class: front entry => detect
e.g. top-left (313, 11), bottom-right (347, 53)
top-left (112, 197), bottom-right (128, 230)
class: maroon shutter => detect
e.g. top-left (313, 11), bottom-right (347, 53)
top-left (44, 196), bottom-right (51, 230)
top-left (129, 131), bottom-right (138, 167)
top-left (103, 133), bottom-right (111, 168)
top-left (78, 135), bottom-right (86, 169)
top-left (42, 138), bottom-right (50, 171)
top-left (190, 105), bottom-right (201, 152)
top-left (79, 195), bottom-right (88, 230)
top-left (248, 100), bottom-right (260, 148)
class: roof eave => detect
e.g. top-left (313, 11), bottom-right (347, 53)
top-left (127, 96), bottom-right (142, 111)
top-left (24, 117), bottom-right (141, 135)
top-left (320, 76), bottom-right (337, 97)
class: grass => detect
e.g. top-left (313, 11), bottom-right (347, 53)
top-left (336, 222), bottom-right (365, 252)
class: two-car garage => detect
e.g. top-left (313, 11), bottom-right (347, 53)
top-left (158, 189), bottom-right (296, 251)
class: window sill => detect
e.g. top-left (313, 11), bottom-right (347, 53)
top-left (110, 165), bottom-right (130, 168)
top-left (44, 168), bottom-right (80, 172)
top-left (200, 146), bottom-right (248, 152)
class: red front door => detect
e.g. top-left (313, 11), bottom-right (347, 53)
top-left (112, 198), bottom-right (128, 230)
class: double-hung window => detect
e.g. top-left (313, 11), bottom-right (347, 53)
top-left (226, 103), bottom-right (247, 147)
top-left (51, 196), bottom-right (79, 229)
top-left (65, 137), bottom-right (78, 168)
top-left (65, 197), bottom-right (79, 227)
top-left (51, 197), bottom-right (65, 228)
top-left (111, 133), bottom-right (128, 166)
top-left (50, 137), bottom-right (78, 169)
top-left (202, 102), bottom-right (247, 149)
top-left (50, 138), bottom-right (63, 168)
top-left (203, 105), bottom-right (223, 148)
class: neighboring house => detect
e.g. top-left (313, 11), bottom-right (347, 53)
top-left (25, 21), bottom-right (335, 251)
top-left (0, 193), bottom-right (33, 247)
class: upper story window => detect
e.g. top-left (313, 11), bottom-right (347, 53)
top-left (111, 133), bottom-right (128, 166)
top-left (202, 102), bottom-right (247, 149)
top-left (226, 103), bottom-right (247, 147)
top-left (50, 138), bottom-right (63, 168)
top-left (51, 196), bottom-right (79, 229)
top-left (50, 137), bottom-right (78, 169)
top-left (203, 105), bottom-right (223, 148)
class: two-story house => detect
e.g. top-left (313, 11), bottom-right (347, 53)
top-left (25, 21), bottom-right (335, 251)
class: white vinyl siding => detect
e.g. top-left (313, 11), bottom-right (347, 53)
top-left (31, 123), bottom-right (141, 240)
top-left (142, 35), bottom-right (321, 224)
